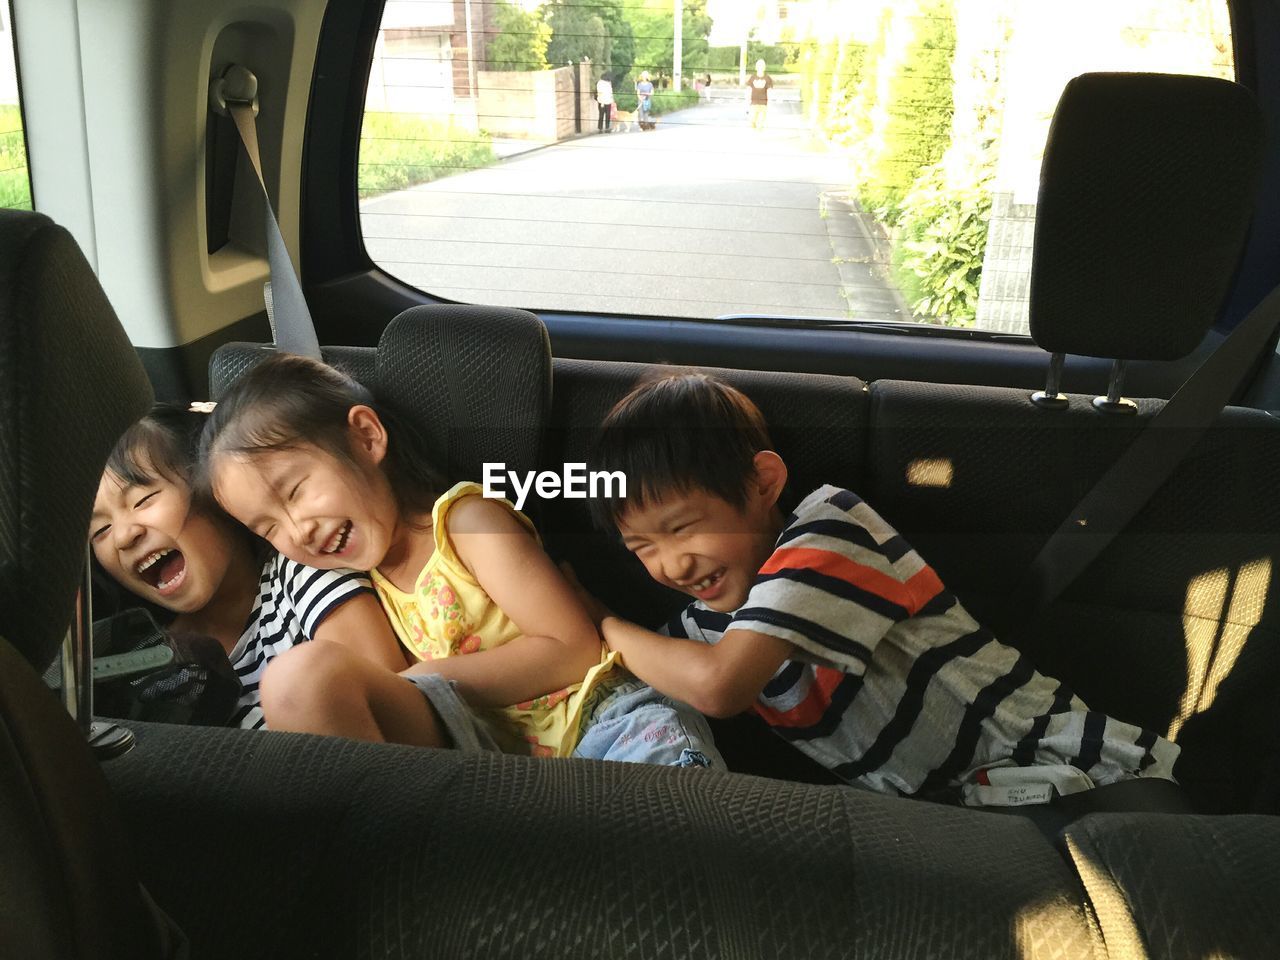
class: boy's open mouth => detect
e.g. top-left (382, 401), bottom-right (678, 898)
top-left (321, 520), bottom-right (353, 556)
top-left (688, 569), bottom-right (725, 599)
top-left (137, 548), bottom-right (186, 595)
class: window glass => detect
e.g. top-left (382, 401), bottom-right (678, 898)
top-left (0, 5), bottom-right (30, 210)
top-left (358, 0), bottom-right (1232, 334)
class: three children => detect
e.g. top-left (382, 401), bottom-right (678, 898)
top-left (94, 358), bottom-right (1181, 807)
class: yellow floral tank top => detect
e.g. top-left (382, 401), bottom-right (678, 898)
top-left (371, 481), bottom-right (622, 757)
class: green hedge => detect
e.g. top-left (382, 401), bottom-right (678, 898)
top-left (613, 80), bottom-right (699, 115)
top-left (358, 113), bottom-right (495, 198)
top-left (0, 105), bottom-right (31, 210)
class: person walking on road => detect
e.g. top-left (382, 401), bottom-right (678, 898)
top-left (596, 74), bottom-right (614, 133)
top-left (636, 71), bottom-right (655, 129)
top-left (745, 59), bottom-right (773, 130)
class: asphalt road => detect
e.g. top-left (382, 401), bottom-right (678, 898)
top-left (361, 92), bottom-right (905, 322)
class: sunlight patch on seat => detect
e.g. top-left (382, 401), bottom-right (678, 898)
top-left (1171, 557), bottom-right (1271, 739)
top-left (905, 457), bottom-right (954, 489)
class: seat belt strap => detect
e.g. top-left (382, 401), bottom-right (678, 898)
top-left (1019, 282), bottom-right (1280, 615)
top-left (225, 95), bottom-right (322, 361)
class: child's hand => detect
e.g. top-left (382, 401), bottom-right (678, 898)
top-left (558, 562), bottom-right (614, 628)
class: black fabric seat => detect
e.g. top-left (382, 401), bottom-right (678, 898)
top-left (106, 718), bottom-right (1104, 960)
top-left (866, 380), bottom-right (1280, 812)
top-left (0, 209), bottom-right (177, 959)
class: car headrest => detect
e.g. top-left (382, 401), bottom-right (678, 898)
top-left (1030, 72), bottom-right (1263, 361)
top-left (209, 343), bottom-right (376, 400)
top-left (0, 210), bottom-right (153, 672)
top-left (375, 304), bottom-right (551, 484)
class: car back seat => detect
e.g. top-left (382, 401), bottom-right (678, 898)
top-left (205, 302), bottom-right (1113, 959)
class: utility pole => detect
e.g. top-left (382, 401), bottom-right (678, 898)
top-left (464, 0), bottom-right (478, 100)
top-left (673, 0), bottom-right (683, 92)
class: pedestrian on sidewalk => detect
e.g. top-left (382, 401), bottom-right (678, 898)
top-left (596, 74), bottom-right (614, 133)
top-left (636, 71), bottom-right (655, 129)
top-left (745, 59), bottom-right (773, 130)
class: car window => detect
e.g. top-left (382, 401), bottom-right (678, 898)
top-left (357, 0), bottom-right (1232, 335)
top-left (0, 4), bottom-right (30, 211)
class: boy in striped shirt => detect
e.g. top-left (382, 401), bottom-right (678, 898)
top-left (582, 372), bottom-right (1181, 808)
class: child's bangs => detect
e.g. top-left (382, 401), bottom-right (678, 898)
top-left (107, 419), bottom-right (189, 489)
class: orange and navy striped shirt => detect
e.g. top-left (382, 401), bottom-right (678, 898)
top-left (665, 486), bottom-right (1179, 797)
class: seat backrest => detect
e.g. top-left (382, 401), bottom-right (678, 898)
top-left (0, 209), bottom-right (172, 959)
top-left (212, 304), bottom-right (551, 487)
top-left (0, 211), bottom-right (154, 673)
top-left (863, 73), bottom-right (1268, 813)
top-left (375, 304), bottom-right (551, 484)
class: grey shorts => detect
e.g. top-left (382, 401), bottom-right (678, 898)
top-left (404, 672), bottom-right (504, 753)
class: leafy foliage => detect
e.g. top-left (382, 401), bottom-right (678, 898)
top-left (860, 0), bottom-right (956, 220)
top-left (358, 113), bottom-right (495, 198)
top-left (628, 0), bottom-right (712, 79)
top-left (486, 0), bottom-right (551, 72)
top-left (897, 163), bottom-right (991, 325)
top-left (544, 1), bottom-right (607, 73)
top-left (0, 106), bottom-right (31, 210)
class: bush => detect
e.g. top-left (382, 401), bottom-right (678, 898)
top-left (896, 162), bottom-right (991, 326)
top-left (649, 87), bottom-right (699, 116)
top-left (0, 106), bottom-right (31, 210)
top-left (613, 79), bottom-right (698, 116)
top-left (358, 113), bottom-right (495, 198)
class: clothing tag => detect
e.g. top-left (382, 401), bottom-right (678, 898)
top-left (963, 782), bottom-right (1055, 807)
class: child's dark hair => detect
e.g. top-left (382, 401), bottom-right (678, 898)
top-left (107, 403), bottom-right (208, 492)
top-left (199, 353), bottom-right (445, 515)
top-left (587, 372), bottom-right (773, 530)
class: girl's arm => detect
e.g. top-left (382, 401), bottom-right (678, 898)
top-left (599, 616), bottom-right (791, 719)
top-left (402, 497), bottom-right (602, 707)
top-left (312, 591), bottom-right (411, 672)
top-left (560, 562), bottom-right (790, 718)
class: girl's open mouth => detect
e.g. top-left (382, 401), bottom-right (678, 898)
top-left (137, 548), bottom-right (187, 595)
top-left (322, 520), bottom-right (353, 556)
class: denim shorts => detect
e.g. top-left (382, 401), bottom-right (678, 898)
top-left (571, 677), bottom-right (724, 769)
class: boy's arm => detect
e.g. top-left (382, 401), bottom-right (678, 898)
top-left (402, 497), bottom-right (602, 708)
top-left (600, 615), bottom-right (792, 718)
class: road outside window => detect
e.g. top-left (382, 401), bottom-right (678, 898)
top-left (358, 0), bottom-right (1232, 333)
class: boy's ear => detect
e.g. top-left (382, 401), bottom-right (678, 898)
top-left (347, 405), bottom-right (389, 465)
top-left (750, 450), bottom-right (788, 508)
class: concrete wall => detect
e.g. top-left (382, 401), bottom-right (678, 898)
top-left (477, 65), bottom-right (577, 140)
top-left (973, 192), bottom-right (1035, 334)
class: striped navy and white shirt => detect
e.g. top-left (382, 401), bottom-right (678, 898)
top-left (228, 553), bottom-right (374, 729)
top-left (666, 485), bottom-right (1180, 796)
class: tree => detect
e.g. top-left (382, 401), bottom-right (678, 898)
top-left (544, 1), bottom-right (609, 74)
top-left (486, 0), bottom-right (551, 72)
top-left (627, 0), bottom-right (712, 80)
top-left (853, 0), bottom-right (956, 220)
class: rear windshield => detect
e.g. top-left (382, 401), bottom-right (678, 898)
top-left (358, 1), bottom-right (1234, 335)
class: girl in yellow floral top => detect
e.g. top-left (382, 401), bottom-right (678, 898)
top-left (201, 354), bottom-right (721, 766)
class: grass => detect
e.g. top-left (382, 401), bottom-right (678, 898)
top-left (358, 112), bottom-right (496, 199)
top-left (0, 104), bottom-right (31, 210)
